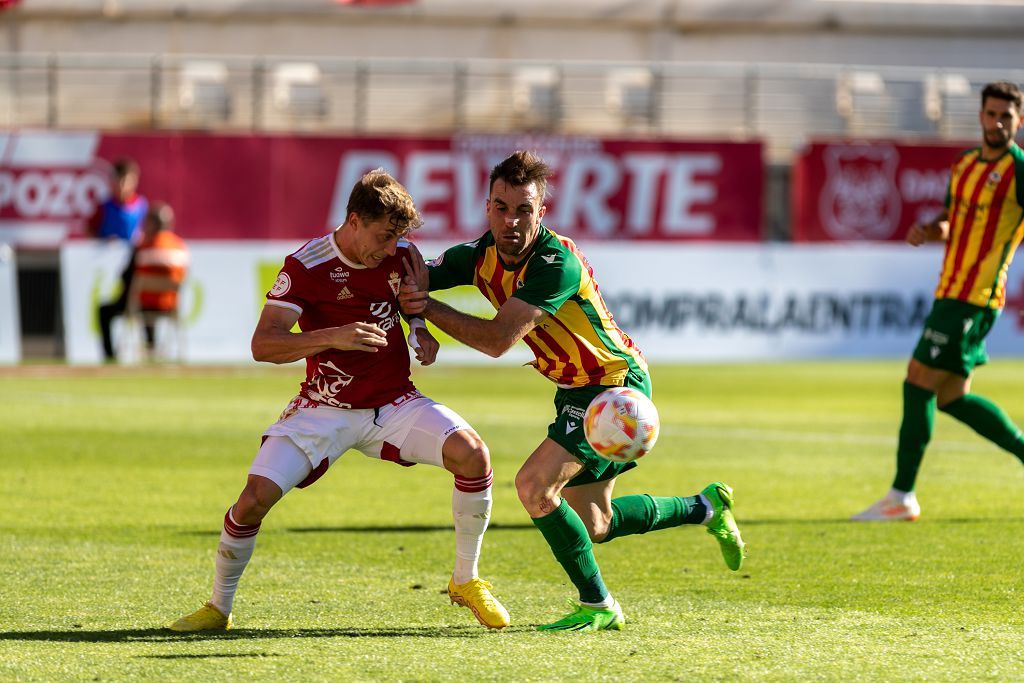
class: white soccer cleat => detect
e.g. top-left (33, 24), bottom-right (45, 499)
top-left (851, 490), bottom-right (921, 522)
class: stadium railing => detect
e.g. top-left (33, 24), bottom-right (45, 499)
top-left (0, 53), bottom-right (1020, 162)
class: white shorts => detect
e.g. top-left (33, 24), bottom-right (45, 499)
top-left (250, 390), bottom-right (471, 493)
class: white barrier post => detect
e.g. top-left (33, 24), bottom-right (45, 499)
top-left (0, 244), bottom-right (21, 364)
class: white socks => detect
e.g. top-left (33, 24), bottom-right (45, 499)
top-left (451, 470), bottom-right (493, 584)
top-left (209, 506), bottom-right (260, 616)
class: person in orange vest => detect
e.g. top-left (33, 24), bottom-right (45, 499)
top-left (97, 202), bottom-right (188, 360)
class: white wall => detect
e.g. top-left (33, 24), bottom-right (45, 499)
top-left (6, 1), bottom-right (1024, 70)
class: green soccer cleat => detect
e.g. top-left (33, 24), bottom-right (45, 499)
top-left (167, 602), bottom-right (233, 632)
top-left (537, 599), bottom-right (625, 632)
top-left (448, 577), bottom-right (510, 630)
top-left (702, 481), bottom-right (747, 571)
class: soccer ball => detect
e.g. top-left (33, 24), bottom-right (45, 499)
top-left (583, 387), bottom-right (660, 463)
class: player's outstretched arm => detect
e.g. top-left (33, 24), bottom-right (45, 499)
top-left (907, 211), bottom-right (950, 246)
top-left (420, 296), bottom-right (545, 358)
top-left (251, 305), bottom-right (387, 364)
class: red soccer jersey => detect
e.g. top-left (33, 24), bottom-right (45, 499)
top-left (265, 232), bottom-right (415, 409)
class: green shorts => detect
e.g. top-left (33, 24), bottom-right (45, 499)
top-left (547, 368), bottom-right (653, 488)
top-left (911, 298), bottom-right (999, 377)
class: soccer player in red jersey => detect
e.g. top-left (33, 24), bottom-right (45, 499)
top-left (169, 170), bottom-right (508, 631)
top-left (399, 151), bottom-right (745, 631)
top-left (854, 81), bottom-right (1024, 521)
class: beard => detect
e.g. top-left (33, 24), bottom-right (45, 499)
top-left (985, 130), bottom-right (1012, 149)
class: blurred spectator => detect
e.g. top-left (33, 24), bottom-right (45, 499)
top-left (87, 157), bottom-right (148, 242)
top-left (98, 202), bottom-right (189, 361)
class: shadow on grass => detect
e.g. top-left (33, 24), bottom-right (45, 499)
top-left (740, 517), bottom-right (1024, 526)
top-left (181, 522), bottom-right (536, 536)
top-left (139, 653), bottom-right (284, 659)
top-left (0, 624), bottom-right (533, 643)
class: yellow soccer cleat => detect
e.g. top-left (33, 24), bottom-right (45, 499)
top-left (167, 602), bottom-right (233, 632)
top-left (447, 577), bottom-right (510, 630)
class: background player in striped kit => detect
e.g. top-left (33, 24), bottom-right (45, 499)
top-left (399, 151), bottom-right (745, 631)
top-left (168, 170), bottom-right (509, 631)
top-left (854, 81), bottom-right (1024, 521)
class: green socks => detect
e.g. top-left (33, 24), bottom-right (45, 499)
top-left (598, 494), bottom-right (707, 544)
top-left (893, 383), bottom-right (1024, 493)
top-left (532, 498), bottom-right (609, 604)
top-left (531, 494), bottom-right (709, 602)
top-left (940, 394), bottom-right (1024, 463)
top-left (893, 381), bottom-right (936, 492)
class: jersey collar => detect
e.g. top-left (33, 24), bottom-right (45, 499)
top-left (330, 228), bottom-right (368, 269)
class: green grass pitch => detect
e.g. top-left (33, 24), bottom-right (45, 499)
top-left (1, 361), bottom-right (1023, 681)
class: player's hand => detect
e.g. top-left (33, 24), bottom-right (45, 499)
top-left (411, 327), bottom-right (439, 366)
top-left (401, 242), bottom-right (430, 290)
top-left (329, 322), bottom-right (387, 352)
top-left (906, 222), bottom-right (928, 246)
top-left (399, 279), bottom-right (429, 315)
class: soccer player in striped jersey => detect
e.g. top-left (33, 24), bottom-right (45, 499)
top-left (168, 170), bottom-right (508, 632)
top-left (399, 151), bottom-right (745, 631)
top-left (854, 81), bottom-right (1024, 522)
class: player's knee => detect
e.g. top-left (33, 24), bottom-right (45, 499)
top-left (514, 471), bottom-right (557, 516)
top-left (442, 430), bottom-right (490, 478)
top-left (234, 475), bottom-right (282, 524)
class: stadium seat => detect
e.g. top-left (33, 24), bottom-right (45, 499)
top-left (606, 67), bottom-right (655, 124)
top-left (271, 62), bottom-right (328, 118)
top-left (178, 60), bottom-right (232, 122)
top-left (513, 66), bottom-right (561, 129)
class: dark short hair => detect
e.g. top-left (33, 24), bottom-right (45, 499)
top-left (488, 150), bottom-right (552, 201)
top-left (346, 168), bottom-right (422, 236)
top-left (981, 81), bottom-right (1023, 111)
top-left (146, 201), bottom-right (174, 231)
top-left (112, 157), bottom-right (140, 179)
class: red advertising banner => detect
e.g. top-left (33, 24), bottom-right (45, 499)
top-left (0, 130), bottom-right (763, 245)
top-left (791, 139), bottom-right (970, 242)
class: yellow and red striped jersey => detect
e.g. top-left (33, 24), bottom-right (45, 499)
top-left (427, 227), bottom-right (647, 388)
top-left (936, 142), bottom-right (1024, 309)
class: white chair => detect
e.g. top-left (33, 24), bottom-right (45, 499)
top-left (513, 66), bottom-right (561, 128)
top-left (178, 60), bottom-right (231, 122)
top-left (272, 62), bottom-right (327, 118)
top-left (606, 67), bottom-right (655, 122)
top-left (121, 273), bottom-right (185, 363)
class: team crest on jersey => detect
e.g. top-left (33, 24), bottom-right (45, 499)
top-left (337, 287), bottom-right (353, 300)
top-left (516, 278), bottom-right (525, 290)
top-left (388, 271), bottom-right (402, 296)
top-left (270, 272), bottom-right (291, 297)
top-left (331, 267), bottom-right (349, 283)
top-left (427, 254), bottom-right (444, 267)
top-left (987, 170), bottom-right (1002, 188)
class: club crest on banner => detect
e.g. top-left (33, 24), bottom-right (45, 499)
top-left (819, 144), bottom-right (902, 240)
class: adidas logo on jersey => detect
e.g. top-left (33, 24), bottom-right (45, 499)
top-left (337, 287), bottom-right (353, 300)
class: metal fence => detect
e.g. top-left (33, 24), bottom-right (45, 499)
top-left (0, 53), bottom-right (1018, 161)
